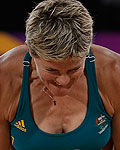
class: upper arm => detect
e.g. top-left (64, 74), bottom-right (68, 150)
top-left (111, 113), bottom-right (120, 150)
top-left (0, 60), bottom-right (12, 149)
top-left (102, 136), bottom-right (114, 150)
top-left (0, 47), bottom-right (24, 150)
top-left (106, 55), bottom-right (120, 150)
top-left (96, 50), bottom-right (120, 150)
top-left (0, 88), bottom-right (15, 150)
top-left (0, 119), bottom-right (11, 150)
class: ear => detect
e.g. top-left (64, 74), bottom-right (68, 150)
top-left (25, 41), bottom-right (32, 57)
top-left (28, 48), bottom-right (32, 57)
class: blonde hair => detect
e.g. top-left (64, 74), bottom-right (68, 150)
top-left (25, 0), bottom-right (93, 60)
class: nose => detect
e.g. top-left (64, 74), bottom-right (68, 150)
top-left (55, 74), bottom-right (70, 87)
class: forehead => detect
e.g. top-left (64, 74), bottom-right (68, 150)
top-left (35, 56), bottom-right (85, 68)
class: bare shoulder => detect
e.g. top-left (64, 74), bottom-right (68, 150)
top-left (0, 45), bottom-right (28, 121)
top-left (91, 44), bottom-right (120, 67)
top-left (91, 44), bottom-right (120, 114)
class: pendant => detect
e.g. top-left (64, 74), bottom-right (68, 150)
top-left (53, 100), bottom-right (56, 106)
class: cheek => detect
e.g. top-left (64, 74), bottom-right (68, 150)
top-left (69, 68), bottom-right (84, 79)
top-left (34, 60), bottom-right (56, 81)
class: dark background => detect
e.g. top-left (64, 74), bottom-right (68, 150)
top-left (0, 0), bottom-right (120, 32)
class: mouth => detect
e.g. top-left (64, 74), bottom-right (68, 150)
top-left (52, 81), bottom-right (63, 87)
top-left (51, 80), bottom-right (73, 89)
top-left (54, 81), bottom-right (62, 86)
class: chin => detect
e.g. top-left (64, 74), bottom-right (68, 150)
top-left (48, 84), bottom-right (71, 97)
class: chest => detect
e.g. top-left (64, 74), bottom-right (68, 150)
top-left (10, 77), bottom-right (112, 150)
top-left (30, 94), bottom-right (88, 134)
top-left (10, 93), bottom-right (112, 150)
top-left (29, 75), bottom-right (89, 134)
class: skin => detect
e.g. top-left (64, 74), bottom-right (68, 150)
top-left (0, 44), bottom-right (120, 150)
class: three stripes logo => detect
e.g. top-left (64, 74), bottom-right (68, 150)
top-left (14, 120), bottom-right (27, 132)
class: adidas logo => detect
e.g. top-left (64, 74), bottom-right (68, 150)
top-left (14, 120), bottom-right (27, 132)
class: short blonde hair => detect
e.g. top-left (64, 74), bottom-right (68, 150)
top-left (26, 0), bottom-right (93, 60)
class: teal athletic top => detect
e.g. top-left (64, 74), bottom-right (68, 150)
top-left (10, 50), bottom-right (112, 150)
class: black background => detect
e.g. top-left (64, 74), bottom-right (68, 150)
top-left (0, 0), bottom-right (120, 32)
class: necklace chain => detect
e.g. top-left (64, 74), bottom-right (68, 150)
top-left (43, 87), bottom-right (56, 106)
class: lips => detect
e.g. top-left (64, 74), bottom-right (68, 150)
top-left (54, 80), bottom-right (61, 86)
top-left (51, 80), bottom-right (74, 89)
top-left (52, 81), bottom-right (63, 87)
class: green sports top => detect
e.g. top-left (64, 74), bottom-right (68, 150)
top-left (10, 50), bottom-right (112, 150)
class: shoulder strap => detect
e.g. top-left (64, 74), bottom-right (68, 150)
top-left (85, 49), bottom-right (112, 119)
top-left (12, 51), bottom-right (31, 121)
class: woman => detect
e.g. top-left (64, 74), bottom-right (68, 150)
top-left (0, 0), bottom-right (120, 149)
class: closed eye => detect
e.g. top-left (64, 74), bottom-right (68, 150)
top-left (67, 66), bottom-right (81, 73)
top-left (46, 68), bottom-right (58, 72)
top-left (46, 68), bottom-right (60, 75)
top-left (45, 66), bottom-right (81, 75)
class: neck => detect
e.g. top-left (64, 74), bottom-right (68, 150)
top-left (68, 71), bottom-right (88, 101)
top-left (29, 58), bottom-right (40, 82)
top-left (43, 87), bottom-right (57, 106)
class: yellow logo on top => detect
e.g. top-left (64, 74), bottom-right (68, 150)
top-left (14, 120), bottom-right (27, 132)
